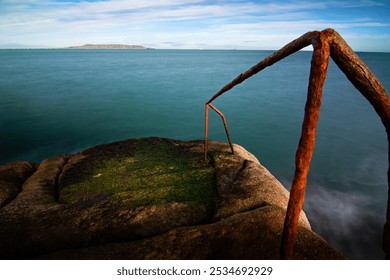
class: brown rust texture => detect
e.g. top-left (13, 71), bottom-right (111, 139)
top-left (325, 28), bottom-right (390, 259)
top-left (280, 32), bottom-right (330, 260)
top-left (206, 31), bottom-right (315, 104)
top-left (208, 103), bottom-right (235, 155)
top-left (204, 28), bottom-right (390, 259)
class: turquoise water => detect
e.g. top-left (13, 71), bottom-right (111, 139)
top-left (0, 49), bottom-right (389, 259)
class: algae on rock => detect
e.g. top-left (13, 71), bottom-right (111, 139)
top-left (59, 139), bottom-right (216, 210)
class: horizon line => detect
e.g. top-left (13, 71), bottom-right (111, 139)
top-left (1, 47), bottom-right (389, 53)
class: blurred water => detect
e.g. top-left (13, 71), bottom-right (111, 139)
top-left (0, 49), bottom-right (388, 259)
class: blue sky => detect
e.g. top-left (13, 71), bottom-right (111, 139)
top-left (0, 0), bottom-right (389, 51)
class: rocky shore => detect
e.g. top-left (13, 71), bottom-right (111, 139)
top-left (0, 137), bottom-right (344, 259)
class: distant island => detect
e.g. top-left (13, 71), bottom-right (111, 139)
top-left (67, 44), bottom-right (152, 50)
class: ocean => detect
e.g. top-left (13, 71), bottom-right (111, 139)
top-left (0, 49), bottom-right (388, 259)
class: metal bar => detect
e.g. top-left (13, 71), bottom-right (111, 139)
top-left (324, 28), bottom-right (390, 260)
top-left (206, 31), bottom-right (315, 105)
top-left (204, 104), bottom-right (209, 161)
top-left (280, 32), bottom-right (330, 260)
top-left (208, 103), bottom-right (235, 155)
top-left (204, 28), bottom-right (390, 259)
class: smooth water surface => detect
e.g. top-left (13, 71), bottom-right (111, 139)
top-left (0, 49), bottom-right (389, 259)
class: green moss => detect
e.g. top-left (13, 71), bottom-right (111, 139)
top-left (59, 141), bottom-right (216, 210)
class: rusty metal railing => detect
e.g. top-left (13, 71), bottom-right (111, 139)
top-left (204, 28), bottom-right (390, 259)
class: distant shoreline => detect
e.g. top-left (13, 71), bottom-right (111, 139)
top-left (66, 44), bottom-right (153, 50)
top-left (0, 48), bottom-right (388, 54)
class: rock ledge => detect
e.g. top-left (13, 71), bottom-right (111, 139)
top-left (0, 137), bottom-right (344, 259)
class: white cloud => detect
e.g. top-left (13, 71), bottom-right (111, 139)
top-left (328, 0), bottom-right (386, 8)
top-left (0, 0), bottom-right (389, 51)
top-left (0, 1), bottom-right (350, 30)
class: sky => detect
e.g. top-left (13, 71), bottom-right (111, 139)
top-left (0, 0), bottom-right (389, 51)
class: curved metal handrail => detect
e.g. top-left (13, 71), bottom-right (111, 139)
top-left (204, 28), bottom-right (390, 259)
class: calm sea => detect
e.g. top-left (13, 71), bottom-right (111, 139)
top-left (0, 49), bottom-right (389, 259)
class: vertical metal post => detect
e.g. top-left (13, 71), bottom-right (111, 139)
top-left (204, 104), bottom-right (209, 161)
top-left (280, 33), bottom-right (330, 259)
top-left (208, 103), bottom-right (235, 155)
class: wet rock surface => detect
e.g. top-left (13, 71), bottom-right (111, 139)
top-left (0, 137), bottom-right (343, 259)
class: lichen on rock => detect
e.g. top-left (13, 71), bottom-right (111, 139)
top-left (0, 137), bottom-right (344, 259)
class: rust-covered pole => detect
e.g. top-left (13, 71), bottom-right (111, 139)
top-left (208, 103), bottom-right (235, 155)
top-left (204, 104), bottom-right (209, 161)
top-left (323, 28), bottom-right (390, 259)
top-left (204, 103), bottom-right (234, 160)
top-left (204, 28), bottom-right (390, 259)
top-left (206, 31), bottom-right (315, 104)
top-left (387, 144), bottom-right (390, 259)
top-left (324, 29), bottom-right (390, 130)
top-left (204, 31), bottom-right (316, 158)
top-left (280, 32), bottom-right (330, 260)
top-left (387, 143), bottom-right (390, 259)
